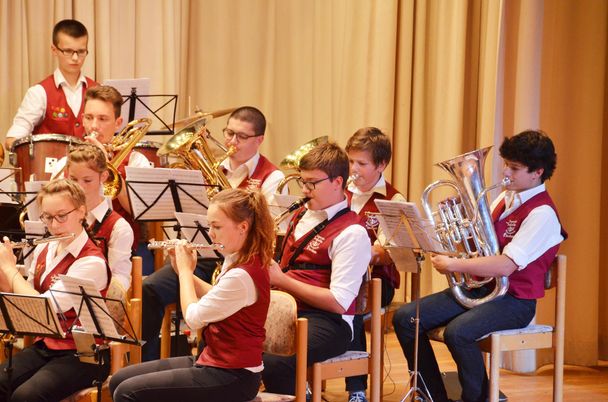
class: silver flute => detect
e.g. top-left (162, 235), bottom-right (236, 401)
top-left (147, 239), bottom-right (224, 251)
top-left (7, 233), bottom-right (75, 249)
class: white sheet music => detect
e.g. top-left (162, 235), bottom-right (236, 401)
top-left (126, 167), bottom-right (209, 220)
top-left (270, 194), bottom-right (305, 235)
top-left (0, 293), bottom-right (64, 336)
top-left (103, 78), bottom-right (151, 131)
top-left (57, 275), bottom-right (120, 339)
top-left (0, 168), bottom-right (18, 204)
top-left (24, 181), bottom-right (47, 221)
top-left (175, 212), bottom-right (221, 258)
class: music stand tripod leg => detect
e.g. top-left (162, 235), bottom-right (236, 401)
top-left (400, 252), bottom-right (433, 402)
top-left (2, 335), bottom-right (16, 398)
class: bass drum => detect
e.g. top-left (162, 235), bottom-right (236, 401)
top-left (10, 134), bottom-right (85, 191)
top-left (134, 140), bottom-right (168, 168)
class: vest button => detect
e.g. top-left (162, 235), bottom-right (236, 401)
top-left (75, 122), bottom-right (80, 127)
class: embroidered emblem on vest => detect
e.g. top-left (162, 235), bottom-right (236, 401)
top-left (304, 234), bottom-right (325, 254)
top-left (365, 213), bottom-right (379, 230)
top-left (51, 106), bottom-right (69, 120)
top-left (246, 178), bottom-right (262, 190)
top-left (504, 219), bottom-right (518, 238)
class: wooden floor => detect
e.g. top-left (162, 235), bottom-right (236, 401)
top-left (322, 330), bottom-right (608, 402)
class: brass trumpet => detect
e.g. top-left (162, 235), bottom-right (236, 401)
top-left (147, 239), bottom-right (224, 251)
top-left (5, 233), bottom-right (75, 249)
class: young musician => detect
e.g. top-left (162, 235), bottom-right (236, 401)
top-left (392, 130), bottom-right (567, 402)
top-left (5, 19), bottom-right (97, 149)
top-left (141, 105), bottom-right (284, 361)
top-left (110, 188), bottom-right (274, 402)
top-left (66, 144), bottom-right (134, 291)
top-left (0, 179), bottom-right (111, 401)
top-left (344, 127), bottom-right (406, 402)
top-left (263, 142), bottom-right (371, 395)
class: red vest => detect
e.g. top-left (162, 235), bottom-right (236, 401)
top-left (111, 153), bottom-right (139, 249)
top-left (92, 209), bottom-right (124, 258)
top-left (236, 155), bottom-right (279, 190)
top-left (196, 256), bottom-right (270, 368)
top-left (33, 238), bottom-right (110, 350)
top-left (33, 74), bottom-right (98, 138)
top-left (492, 191), bottom-right (567, 299)
top-left (346, 181), bottom-right (401, 289)
top-left (280, 207), bottom-right (362, 314)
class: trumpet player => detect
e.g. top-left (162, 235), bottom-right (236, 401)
top-left (0, 179), bottom-right (111, 401)
top-left (393, 130), bottom-right (567, 402)
top-left (344, 127), bottom-right (407, 402)
top-left (110, 189), bottom-right (274, 402)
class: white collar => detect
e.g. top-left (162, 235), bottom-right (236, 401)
top-left (347, 174), bottom-right (387, 196)
top-left (221, 152), bottom-right (260, 177)
top-left (305, 198), bottom-right (349, 221)
top-left (48, 228), bottom-right (89, 258)
top-left (53, 68), bottom-right (87, 89)
top-left (503, 183), bottom-right (547, 209)
top-left (88, 198), bottom-right (111, 225)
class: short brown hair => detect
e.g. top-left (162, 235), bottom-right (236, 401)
top-left (228, 106), bottom-right (266, 136)
top-left (299, 142), bottom-right (349, 189)
top-left (345, 127), bottom-right (392, 167)
top-left (37, 178), bottom-right (86, 211)
top-left (52, 19), bottom-right (88, 46)
top-left (67, 144), bottom-right (107, 174)
top-left (85, 86), bottom-right (123, 118)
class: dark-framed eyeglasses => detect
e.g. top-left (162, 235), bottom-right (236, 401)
top-left (40, 208), bottom-right (77, 226)
top-left (222, 128), bottom-right (259, 142)
top-left (295, 176), bottom-right (331, 191)
top-left (55, 46), bottom-right (89, 58)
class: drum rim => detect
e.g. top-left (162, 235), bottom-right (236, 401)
top-left (11, 134), bottom-right (86, 151)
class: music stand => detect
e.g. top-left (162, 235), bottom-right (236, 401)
top-left (374, 199), bottom-right (455, 402)
top-left (0, 292), bottom-right (65, 397)
top-left (51, 275), bottom-right (139, 402)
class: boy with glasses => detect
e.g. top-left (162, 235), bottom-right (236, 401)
top-left (262, 142), bottom-right (371, 397)
top-left (5, 19), bottom-right (97, 149)
top-left (141, 106), bottom-right (285, 361)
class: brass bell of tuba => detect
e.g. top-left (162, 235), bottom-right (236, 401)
top-left (104, 118), bottom-right (152, 198)
top-left (421, 146), bottom-right (509, 308)
top-left (276, 136), bottom-right (328, 193)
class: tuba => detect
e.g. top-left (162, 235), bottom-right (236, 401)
top-left (421, 146), bottom-right (509, 308)
top-left (104, 118), bottom-right (152, 198)
top-left (158, 109), bottom-right (236, 198)
top-left (276, 136), bottom-right (328, 193)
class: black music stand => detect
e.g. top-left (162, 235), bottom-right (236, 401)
top-left (374, 199), bottom-right (455, 402)
top-left (0, 292), bottom-right (65, 397)
top-left (51, 275), bottom-right (139, 402)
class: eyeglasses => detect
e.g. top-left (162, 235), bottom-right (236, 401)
top-left (296, 176), bottom-right (331, 191)
top-left (40, 208), bottom-right (77, 226)
top-left (55, 46), bottom-right (89, 58)
top-left (222, 128), bottom-right (259, 142)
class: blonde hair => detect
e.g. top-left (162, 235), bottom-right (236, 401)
top-left (67, 144), bottom-right (107, 174)
top-left (37, 178), bottom-right (87, 210)
top-left (210, 188), bottom-right (274, 268)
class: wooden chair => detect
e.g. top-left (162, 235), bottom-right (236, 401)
top-left (428, 254), bottom-right (567, 402)
top-left (160, 303), bottom-right (177, 359)
top-left (309, 278), bottom-right (382, 402)
top-left (62, 256), bottom-right (144, 402)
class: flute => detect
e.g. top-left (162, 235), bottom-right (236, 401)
top-left (147, 239), bottom-right (224, 251)
top-left (7, 233), bottom-right (76, 249)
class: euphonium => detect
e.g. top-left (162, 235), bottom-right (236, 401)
top-left (275, 136), bottom-right (328, 193)
top-left (421, 146), bottom-right (509, 308)
top-left (104, 118), bottom-right (152, 198)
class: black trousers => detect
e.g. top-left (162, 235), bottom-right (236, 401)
top-left (0, 341), bottom-right (110, 402)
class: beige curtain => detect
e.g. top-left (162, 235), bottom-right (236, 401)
top-left (0, 0), bottom-right (606, 367)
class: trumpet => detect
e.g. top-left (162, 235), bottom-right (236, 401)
top-left (5, 233), bottom-right (75, 249)
top-left (147, 239), bottom-right (224, 251)
top-left (347, 173), bottom-right (360, 186)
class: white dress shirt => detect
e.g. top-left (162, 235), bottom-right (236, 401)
top-left (295, 199), bottom-right (371, 331)
top-left (490, 183), bottom-right (564, 270)
top-left (88, 199), bottom-right (134, 290)
top-left (27, 229), bottom-right (108, 313)
top-left (220, 152), bottom-right (286, 203)
top-left (7, 69), bottom-right (89, 139)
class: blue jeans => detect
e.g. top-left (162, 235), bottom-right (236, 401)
top-left (392, 287), bottom-right (536, 402)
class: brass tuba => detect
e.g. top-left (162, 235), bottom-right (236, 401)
top-left (276, 136), bottom-right (328, 193)
top-left (104, 118), bottom-right (152, 198)
top-left (157, 113), bottom-right (235, 199)
top-left (421, 146), bottom-right (509, 308)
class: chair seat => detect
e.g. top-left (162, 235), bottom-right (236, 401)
top-left (476, 324), bottom-right (554, 341)
top-left (321, 350), bottom-right (369, 363)
top-left (251, 392), bottom-right (296, 401)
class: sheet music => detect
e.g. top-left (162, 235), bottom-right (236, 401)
top-left (0, 168), bottom-right (18, 204)
top-left (175, 212), bottom-right (220, 258)
top-left (24, 181), bottom-right (47, 221)
top-left (270, 194), bottom-right (305, 234)
top-left (0, 293), bottom-right (64, 336)
top-left (56, 275), bottom-right (121, 339)
top-left (103, 78), bottom-right (151, 131)
top-left (126, 167), bottom-right (209, 220)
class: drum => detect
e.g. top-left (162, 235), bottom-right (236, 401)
top-left (134, 140), bottom-right (168, 168)
top-left (10, 134), bottom-right (86, 191)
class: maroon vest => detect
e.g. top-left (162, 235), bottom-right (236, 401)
top-left (92, 208), bottom-right (124, 258)
top-left (33, 238), bottom-right (110, 350)
top-left (33, 74), bottom-right (98, 138)
top-left (111, 153), bottom-right (139, 249)
top-left (196, 256), bottom-right (270, 368)
top-left (280, 207), bottom-right (362, 314)
top-left (346, 181), bottom-right (401, 289)
top-left (236, 155), bottom-right (279, 190)
top-left (492, 191), bottom-right (567, 299)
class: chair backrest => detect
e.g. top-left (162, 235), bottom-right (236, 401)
top-left (264, 290), bottom-right (298, 355)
